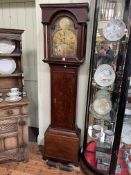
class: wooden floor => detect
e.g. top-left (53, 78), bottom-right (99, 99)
top-left (0, 144), bottom-right (84, 175)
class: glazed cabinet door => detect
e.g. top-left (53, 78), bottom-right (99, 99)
top-left (80, 0), bottom-right (131, 175)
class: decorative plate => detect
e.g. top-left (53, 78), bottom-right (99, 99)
top-left (92, 97), bottom-right (112, 116)
top-left (90, 105), bottom-right (110, 119)
top-left (103, 19), bottom-right (126, 41)
top-left (0, 39), bottom-right (15, 54)
top-left (0, 58), bottom-right (16, 74)
top-left (94, 64), bottom-right (115, 87)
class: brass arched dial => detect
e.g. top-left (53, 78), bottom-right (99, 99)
top-left (53, 29), bottom-right (77, 57)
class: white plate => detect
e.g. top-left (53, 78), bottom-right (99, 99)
top-left (5, 96), bottom-right (22, 102)
top-left (94, 64), bottom-right (115, 87)
top-left (0, 39), bottom-right (15, 54)
top-left (103, 19), bottom-right (126, 41)
top-left (0, 98), bottom-right (3, 102)
top-left (92, 97), bottom-right (112, 116)
top-left (0, 58), bottom-right (16, 74)
top-left (90, 104), bottom-right (110, 119)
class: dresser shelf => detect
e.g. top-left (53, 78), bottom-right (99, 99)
top-left (0, 53), bottom-right (21, 58)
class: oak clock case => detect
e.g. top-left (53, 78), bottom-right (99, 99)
top-left (0, 29), bottom-right (29, 162)
top-left (80, 0), bottom-right (131, 175)
top-left (40, 3), bottom-right (89, 164)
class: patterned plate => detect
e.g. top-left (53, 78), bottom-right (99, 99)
top-left (103, 19), bottom-right (126, 41)
top-left (94, 64), bottom-right (115, 87)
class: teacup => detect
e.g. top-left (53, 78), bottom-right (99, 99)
top-left (10, 88), bottom-right (19, 93)
top-left (8, 88), bottom-right (20, 96)
top-left (92, 125), bottom-right (102, 140)
top-left (104, 130), bottom-right (113, 144)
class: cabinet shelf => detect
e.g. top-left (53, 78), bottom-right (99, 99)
top-left (0, 53), bottom-right (21, 57)
top-left (0, 73), bottom-right (22, 77)
top-left (96, 142), bottom-right (112, 154)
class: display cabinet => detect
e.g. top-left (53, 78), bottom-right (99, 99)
top-left (80, 0), bottom-right (131, 174)
top-left (0, 29), bottom-right (29, 162)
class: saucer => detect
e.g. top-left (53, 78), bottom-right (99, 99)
top-left (5, 96), bottom-right (22, 102)
top-left (0, 98), bottom-right (3, 102)
top-left (7, 91), bottom-right (21, 96)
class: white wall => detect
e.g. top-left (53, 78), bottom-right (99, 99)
top-left (36, 0), bottom-right (96, 145)
top-left (0, 0), bottom-right (96, 144)
top-left (0, 0), bottom-right (38, 127)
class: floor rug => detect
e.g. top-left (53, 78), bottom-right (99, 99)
top-left (0, 144), bottom-right (84, 175)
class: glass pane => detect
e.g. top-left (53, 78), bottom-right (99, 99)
top-left (51, 17), bottom-right (77, 57)
top-left (84, 0), bottom-right (129, 173)
top-left (117, 83), bottom-right (131, 174)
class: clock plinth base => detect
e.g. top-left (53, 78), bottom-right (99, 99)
top-left (43, 126), bottom-right (81, 165)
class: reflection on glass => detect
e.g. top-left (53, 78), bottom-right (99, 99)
top-left (84, 0), bottom-right (129, 173)
top-left (119, 80), bottom-right (131, 174)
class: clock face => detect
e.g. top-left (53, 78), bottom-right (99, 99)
top-left (52, 17), bottom-right (77, 57)
top-left (53, 29), bottom-right (77, 57)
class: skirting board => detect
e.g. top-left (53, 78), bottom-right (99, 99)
top-left (37, 134), bottom-right (44, 145)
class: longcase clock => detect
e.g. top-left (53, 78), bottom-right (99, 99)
top-left (40, 3), bottom-right (89, 164)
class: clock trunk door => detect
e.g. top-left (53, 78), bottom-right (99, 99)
top-left (51, 65), bottom-right (77, 130)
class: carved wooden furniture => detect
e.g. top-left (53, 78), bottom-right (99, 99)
top-left (0, 29), bottom-right (29, 162)
top-left (40, 3), bottom-right (89, 164)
